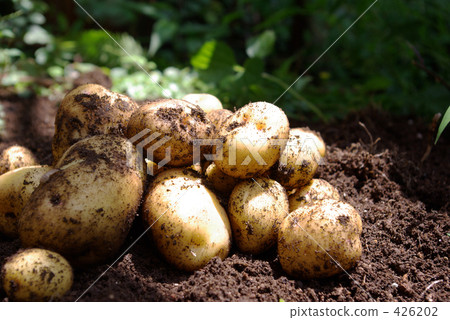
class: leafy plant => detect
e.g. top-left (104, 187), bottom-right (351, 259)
top-left (435, 106), bottom-right (450, 144)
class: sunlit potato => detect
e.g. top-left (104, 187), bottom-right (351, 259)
top-left (182, 93), bottom-right (223, 113)
top-left (0, 145), bottom-right (38, 175)
top-left (204, 162), bottom-right (239, 195)
top-left (288, 178), bottom-right (339, 212)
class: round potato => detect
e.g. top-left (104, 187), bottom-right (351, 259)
top-left (182, 93), bottom-right (223, 113)
top-left (214, 101), bottom-right (290, 179)
top-left (271, 128), bottom-right (323, 190)
top-left (205, 162), bottom-right (239, 195)
top-left (19, 135), bottom-right (144, 267)
top-left (1, 248), bottom-right (73, 301)
top-left (0, 165), bottom-right (52, 238)
top-left (143, 168), bottom-right (231, 271)
top-left (278, 199), bottom-right (362, 279)
top-left (0, 145), bottom-right (38, 175)
top-left (228, 178), bottom-right (289, 254)
top-left (289, 178), bottom-right (339, 212)
top-left (126, 99), bottom-right (216, 167)
top-left (52, 83), bottom-right (139, 163)
top-left (296, 127), bottom-right (326, 158)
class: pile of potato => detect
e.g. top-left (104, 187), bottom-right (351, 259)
top-left (0, 84), bottom-right (363, 301)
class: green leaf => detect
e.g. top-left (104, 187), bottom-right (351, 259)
top-left (148, 19), bottom-right (178, 57)
top-left (435, 106), bottom-right (450, 144)
top-left (23, 25), bottom-right (51, 45)
top-left (246, 30), bottom-right (276, 59)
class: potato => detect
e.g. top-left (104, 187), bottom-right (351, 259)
top-left (228, 178), bottom-right (289, 254)
top-left (0, 145), bottom-right (38, 175)
top-left (143, 168), bottom-right (231, 271)
top-left (205, 162), bottom-right (239, 195)
top-left (126, 99), bottom-right (216, 167)
top-left (182, 93), bottom-right (223, 113)
top-left (19, 135), bottom-right (144, 267)
top-left (289, 178), bottom-right (339, 212)
top-left (214, 102), bottom-right (290, 178)
top-left (0, 165), bottom-right (52, 238)
top-left (206, 109), bottom-right (234, 139)
top-left (278, 199), bottom-right (362, 278)
top-left (296, 127), bottom-right (326, 158)
top-left (1, 248), bottom-right (73, 301)
top-left (52, 83), bottom-right (139, 163)
top-left (271, 128), bottom-right (323, 190)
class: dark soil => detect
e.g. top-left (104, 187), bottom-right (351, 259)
top-left (0, 81), bottom-right (449, 302)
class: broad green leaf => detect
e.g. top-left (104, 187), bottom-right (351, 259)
top-left (435, 106), bottom-right (450, 144)
top-left (246, 30), bottom-right (276, 59)
top-left (148, 19), bottom-right (178, 57)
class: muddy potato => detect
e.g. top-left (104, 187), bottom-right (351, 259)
top-left (182, 93), bottom-right (223, 113)
top-left (0, 145), bottom-right (38, 175)
top-left (228, 178), bottom-right (289, 254)
top-left (214, 102), bottom-right (290, 179)
top-left (278, 199), bottom-right (362, 279)
top-left (52, 83), bottom-right (139, 163)
top-left (289, 178), bottom-right (339, 212)
top-left (19, 135), bottom-right (144, 267)
top-left (271, 128), bottom-right (323, 190)
top-left (0, 165), bottom-right (52, 238)
top-left (127, 99), bottom-right (215, 167)
top-left (205, 162), bottom-right (239, 195)
top-left (1, 248), bottom-right (73, 301)
top-left (143, 168), bottom-right (231, 271)
top-left (296, 127), bottom-right (326, 158)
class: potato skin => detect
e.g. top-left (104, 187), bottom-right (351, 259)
top-left (228, 178), bottom-right (289, 254)
top-left (182, 93), bottom-right (223, 113)
top-left (19, 135), bottom-right (144, 267)
top-left (289, 178), bottom-right (339, 212)
top-left (52, 83), bottom-right (139, 163)
top-left (1, 248), bottom-right (73, 301)
top-left (271, 128), bottom-right (323, 190)
top-left (143, 168), bottom-right (231, 271)
top-left (296, 127), bottom-right (326, 158)
top-left (278, 199), bottom-right (362, 279)
top-left (214, 102), bottom-right (290, 178)
top-left (126, 99), bottom-right (215, 167)
top-left (205, 162), bottom-right (239, 195)
top-left (0, 145), bottom-right (38, 175)
top-left (0, 165), bottom-right (52, 238)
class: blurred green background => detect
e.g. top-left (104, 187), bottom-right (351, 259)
top-left (0, 0), bottom-right (449, 121)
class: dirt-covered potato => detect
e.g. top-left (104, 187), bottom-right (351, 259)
top-left (1, 248), bottom-right (73, 301)
top-left (289, 178), bottom-right (339, 212)
top-left (19, 135), bottom-right (144, 267)
top-left (278, 199), bottom-right (362, 278)
top-left (271, 128), bottom-right (323, 189)
top-left (214, 102), bottom-right (289, 178)
top-left (0, 145), bottom-right (38, 175)
top-left (228, 178), bottom-right (289, 254)
top-left (182, 93), bottom-right (223, 113)
top-left (296, 127), bottom-right (326, 157)
top-left (143, 168), bottom-right (231, 271)
top-left (206, 109), bottom-right (234, 139)
top-left (0, 165), bottom-right (52, 238)
top-left (126, 99), bottom-right (215, 167)
top-left (205, 162), bottom-right (239, 195)
top-left (52, 83), bottom-right (139, 163)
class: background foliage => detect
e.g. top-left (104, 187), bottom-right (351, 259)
top-left (1, 0), bottom-right (449, 121)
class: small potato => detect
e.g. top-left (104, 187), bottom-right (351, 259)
top-left (143, 168), bottom-right (231, 271)
top-left (19, 135), bottom-right (144, 267)
top-left (182, 93), bottom-right (223, 113)
top-left (0, 145), bottom-right (38, 175)
top-left (206, 109), bottom-right (233, 129)
top-left (296, 127), bottom-right (326, 158)
top-left (127, 99), bottom-right (216, 167)
top-left (289, 178), bottom-right (339, 212)
top-left (214, 102), bottom-right (290, 178)
top-left (1, 248), bottom-right (73, 301)
top-left (278, 199), bottom-right (362, 279)
top-left (0, 165), bottom-right (52, 238)
top-left (271, 128), bottom-right (323, 190)
top-left (205, 162), bottom-right (239, 195)
top-left (52, 83), bottom-right (139, 163)
top-left (228, 178), bottom-right (289, 254)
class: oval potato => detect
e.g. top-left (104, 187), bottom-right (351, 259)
top-left (1, 248), bottom-right (73, 301)
top-left (289, 178), bottom-right (339, 212)
top-left (228, 178), bottom-right (289, 254)
top-left (0, 145), bottom-right (38, 175)
top-left (205, 162), bottom-right (239, 195)
top-left (278, 199), bottom-right (362, 278)
top-left (0, 165), bottom-right (52, 238)
top-left (182, 93), bottom-right (223, 113)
